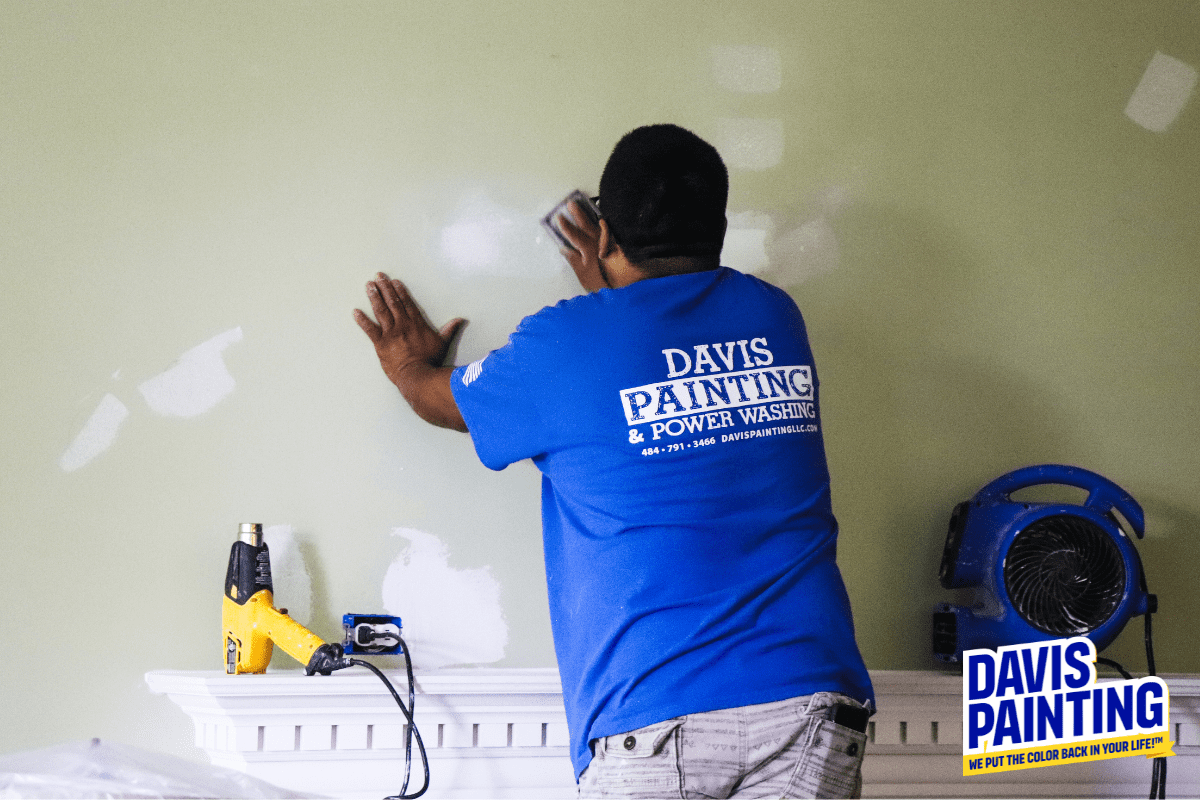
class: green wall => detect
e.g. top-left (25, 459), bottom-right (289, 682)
top-left (2, 0), bottom-right (1197, 762)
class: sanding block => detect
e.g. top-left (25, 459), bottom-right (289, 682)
top-left (541, 190), bottom-right (600, 250)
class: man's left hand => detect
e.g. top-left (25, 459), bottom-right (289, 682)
top-left (553, 199), bottom-right (609, 293)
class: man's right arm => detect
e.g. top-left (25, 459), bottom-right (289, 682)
top-left (356, 196), bottom-right (606, 431)
top-left (353, 272), bottom-right (468, 432)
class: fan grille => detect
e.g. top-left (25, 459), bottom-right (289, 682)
top-left (1004, 514), bottom-right (1126, 636)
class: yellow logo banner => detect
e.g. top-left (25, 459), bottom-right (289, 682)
top-left (963, 732), bottom-right (1175, 776)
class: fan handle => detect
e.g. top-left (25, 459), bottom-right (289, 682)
top-left (973, 464), bottom-right (1145, 538)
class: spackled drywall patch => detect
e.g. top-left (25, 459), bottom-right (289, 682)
top-left (722, 201), bottom-right (844, 284)
top-left (441, 215), bottom-right (504, 271)
top-left (59, 393), bottom-right (129, 471)
top-left (381, 527), bottom-right (507, 669)
top-left (138, 327), bottom-right (243, 417)
top-left (715, 118), bottom-right (784, 170)
top-left (722, 228), bottom-right (770, 274)
top-left (439, 190), bottom-right (561, 277)
top-left (1125, 52), bottom-right (1197, 133)
top-left (768, 216), bottom-right (841, 283)
top-left (711, 45), bottom-right (782, 93)
top-left (262, 525), bottom-right (313, 625)
top-left (722, 211), bottom-right (774, 274)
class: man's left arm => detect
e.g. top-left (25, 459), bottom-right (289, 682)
top-left (354, 272), bottom-right (467, 432)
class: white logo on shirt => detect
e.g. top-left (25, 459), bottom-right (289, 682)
top-left (619, 365), bottom-right (813, 425)
top-left (619, 337), bottom-right (820, 445)
top-left (462, 358), bottom-right (485, 387)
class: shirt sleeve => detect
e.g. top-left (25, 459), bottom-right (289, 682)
top-left (451, 323), bottom-right (552, 471)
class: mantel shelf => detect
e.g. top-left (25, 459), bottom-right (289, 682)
top-left (147, 669), bottom-right (1200, 799)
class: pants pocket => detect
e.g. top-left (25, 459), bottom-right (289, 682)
top-left (578, 718), bottom-right (685, 799)
top-left (601, 718), bottom-right (685, 759)
top-left (786, 718), bottom-right (867, 799)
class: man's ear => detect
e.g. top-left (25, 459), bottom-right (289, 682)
top-left (598, 219), bottom-right (618, 260)
top-left (597, 219), bottom-right (647, 289)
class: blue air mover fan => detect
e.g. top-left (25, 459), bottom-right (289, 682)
top-left (933, 464), bottom-right (1156, 663)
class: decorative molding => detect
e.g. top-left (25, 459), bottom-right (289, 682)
top-left (146, 668), bottom-right (573, 799)
top-left (147, 669), bottom-right (1200, 799)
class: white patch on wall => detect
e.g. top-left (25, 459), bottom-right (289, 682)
top-left (59, 393), bottom-right (129, 472)
top-left (381, 527), bottom-right (507, 670)
top-left (726, 188), bottom-right (849, 284)
top-left (722, 211), bottom-right (774, 274)
top-left (767, 215), bottom-right (841, 283)
top-left (439, 191), bottom-right (561, 277)
top-left (441, 213), bottom-right (503, 271)
top-left (1125, 52), bottom-right (1198, 133)
top-left (138, 327), bottom-right (243, 418)
top-left (262, 524), bottom-right (313, 626)
top-left (711, 45), bottom-right (781, 93)
top-left (715, 118), bottom-right (784, 170)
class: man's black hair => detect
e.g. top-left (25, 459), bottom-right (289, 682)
top-left (598, 124), bottom-right (728, 269)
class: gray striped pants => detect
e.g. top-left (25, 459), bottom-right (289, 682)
top-left (577, 693), bottom-right (868, 799)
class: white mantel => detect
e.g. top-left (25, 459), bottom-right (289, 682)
top-left (147, 668), bottom-right (1200, 799)
top-left (146, 667), bottom-right (574, 798)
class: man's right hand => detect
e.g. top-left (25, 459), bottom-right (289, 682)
top-left (354, 272), bottom-right (468, 432)
top-left (553, 199), bottom-right (610, 293)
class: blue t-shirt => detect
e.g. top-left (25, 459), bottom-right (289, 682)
top-left (451, 267), bottom-right (873, 778)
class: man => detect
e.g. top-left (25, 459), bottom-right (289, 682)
top-left (355, 124), bottom-right (874, 799)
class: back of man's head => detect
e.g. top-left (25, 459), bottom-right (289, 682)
top-left (598, 124), bottom-right (728, 275)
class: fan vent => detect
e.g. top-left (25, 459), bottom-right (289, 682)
top-left (1004, 514), bottom-right (1126, 636)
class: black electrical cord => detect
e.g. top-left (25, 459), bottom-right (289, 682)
top-left (349, 636), bottom-right (429, 799)
top-left (1094, 579), bottom-right (1164, 798)
top-left (1094, 651), bottom-right (1163, 800)
top-left (1096, 657), bottom-right (1132, 681)
top-left (1144, 612), bottom-right (1166, 800)
top-left (1138, 567), bottom-right (1165, 800)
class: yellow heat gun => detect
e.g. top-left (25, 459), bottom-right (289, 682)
top-left (222, 523), bottom-right (347, 675)
top-left (220, 523), bottom-right (430, 796)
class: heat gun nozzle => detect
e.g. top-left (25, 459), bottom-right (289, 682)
top-left (238, 522), bottom-right (263, 546)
